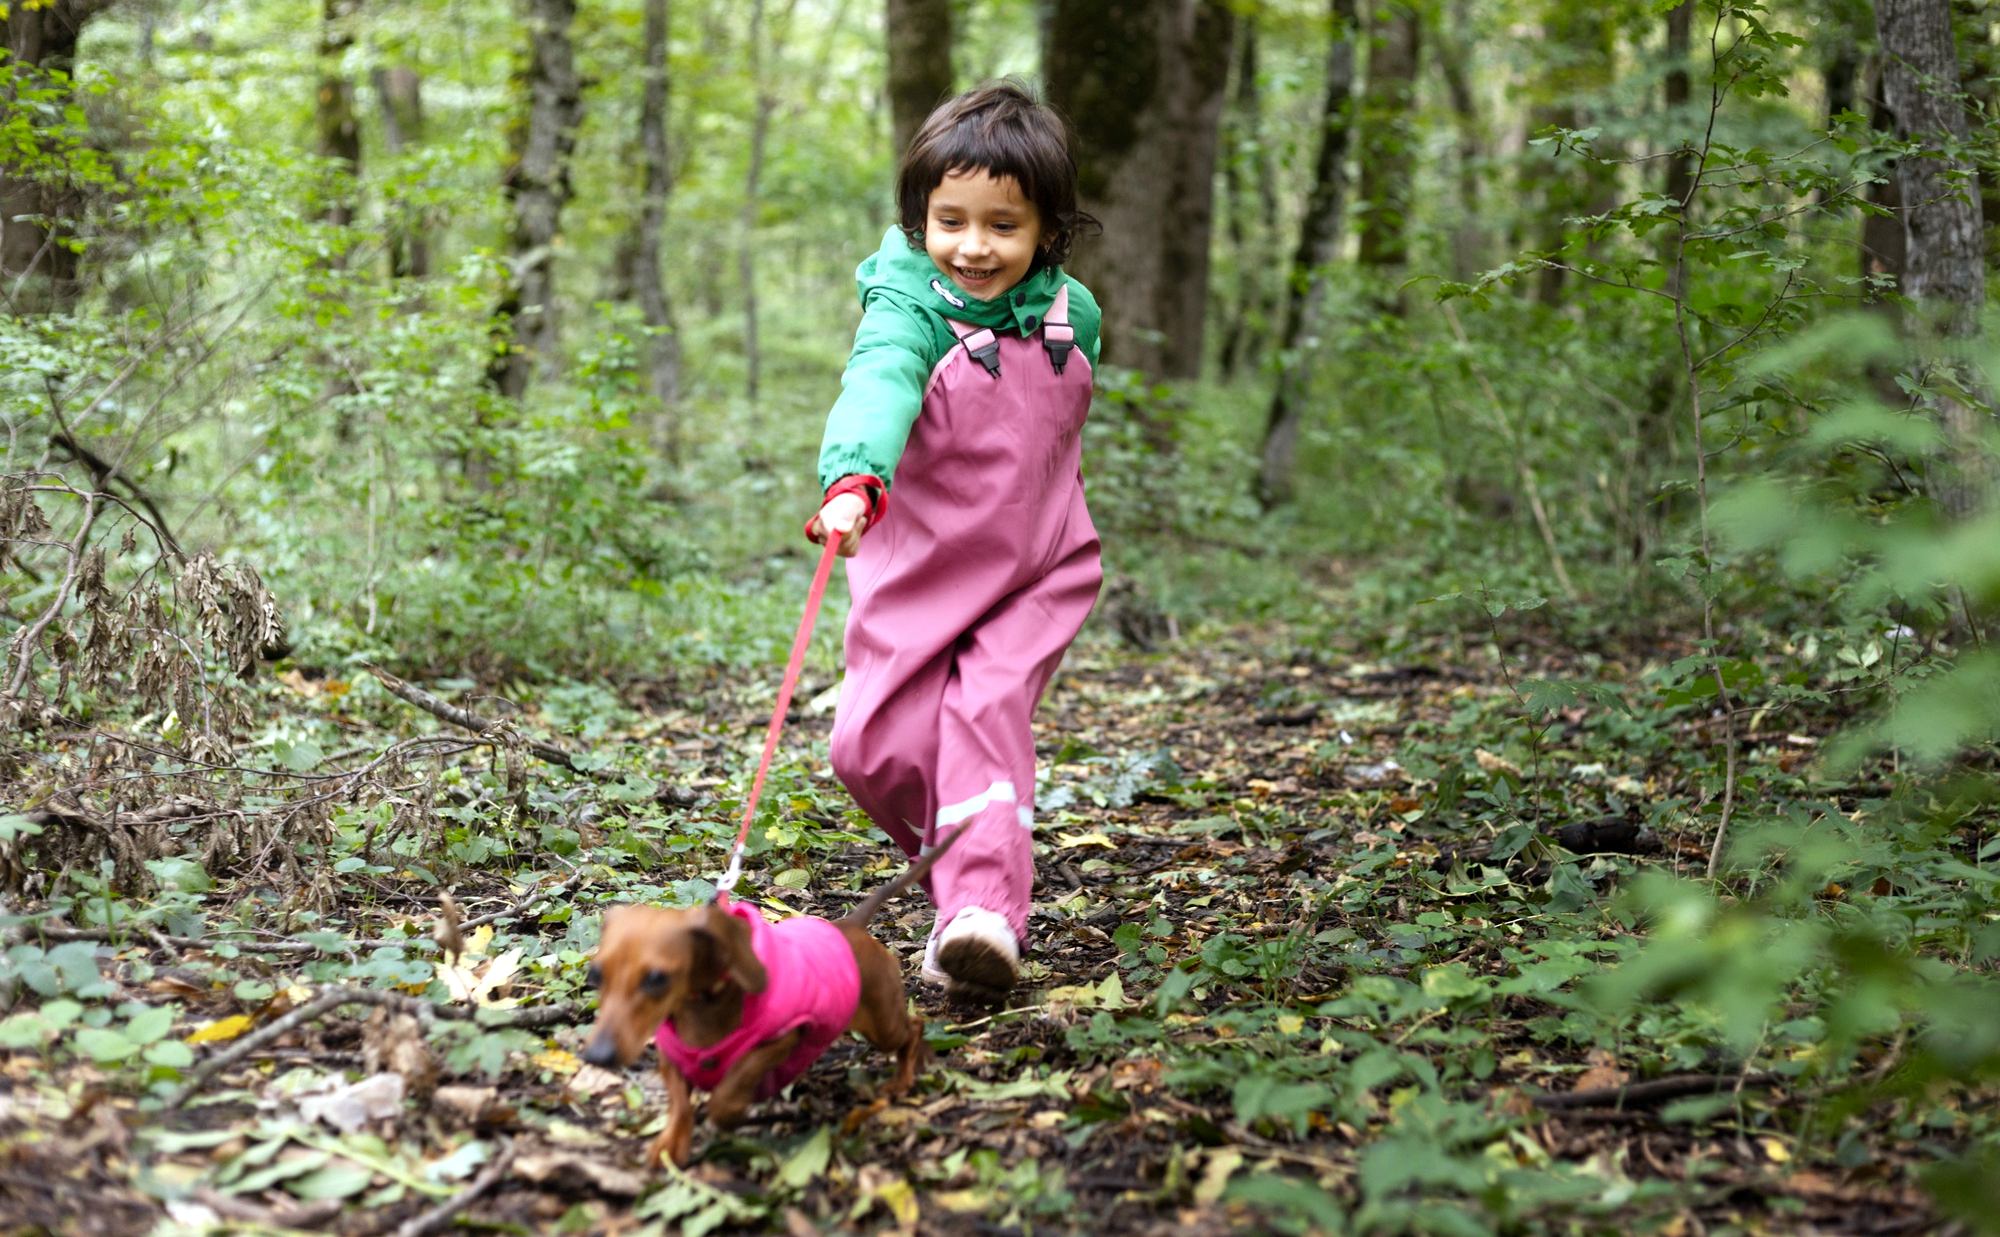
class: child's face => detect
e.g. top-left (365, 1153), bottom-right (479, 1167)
top-left (924, 169), bottom-right (1044, 302)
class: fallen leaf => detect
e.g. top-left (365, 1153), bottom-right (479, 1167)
top-left (186, 1015), bottom-right (253, 1045)
top-left (1056, 831), bottom-right (1116, 849)
top-left (434, 892), bottom-right (465, 964)
top-left (1571, 1049), bottom-right (1628, 1093)
top-left (1475, 748), bottom-right (1523, 778)
top-left (512, 1152), bottom-right (647, 1198)
top-left (1194, 1148), bottom-right (1243, 1206)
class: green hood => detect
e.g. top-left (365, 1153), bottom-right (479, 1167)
top-left (817, 227), bottom-right (1102, 494)
top-left (857, 226), bottom-right (1069, 340)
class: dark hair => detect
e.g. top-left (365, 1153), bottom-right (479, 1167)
top-left (896, 79), bottom-right (1098, 268)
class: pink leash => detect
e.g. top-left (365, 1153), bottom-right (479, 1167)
top-left (714, 534), bottom-right (844, 898)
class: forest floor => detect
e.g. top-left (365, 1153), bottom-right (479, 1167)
top-left (0, 605), bottom-right (1975, 1235)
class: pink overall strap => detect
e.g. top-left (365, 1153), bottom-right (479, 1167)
top-left (1042, 284), bottom-right (1076, 374)
top-left (944, 316), bottom-right (1002, 378)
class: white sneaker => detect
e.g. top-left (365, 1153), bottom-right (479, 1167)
top-left (921, 907), bottom-right (1019, 995)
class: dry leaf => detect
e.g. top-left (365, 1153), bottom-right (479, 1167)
top-left (186, 1015), bottom-right (253, 1045)
top-left (1475, 748), bottom-right (1523, 778)
top-left (1571, 1049), bottom-right (1628, 1093)
top-left (434, 891), bottom-right (465, 964)
top-left (512, 1151), bottom-right (647, 1198)
top-left (362, 1010), bottom-right (438, 1099)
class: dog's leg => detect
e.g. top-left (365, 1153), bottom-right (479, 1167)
top-left (706, 1029), bottom-right (804, 1129)
top-left (844, 933), bottom-right (930, 1098)
top-left (648, 1055), bottom-right (696, 1168)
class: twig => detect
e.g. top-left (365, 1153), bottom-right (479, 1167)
top-left (1532, 1071), bottom-right (1777, 1111)
top-left (394, 1140), bottom-right (517, 1237)
top-left (459, 864), bottom-right (591, 932)
top-left (165, 986), bottom-right (579, 1108)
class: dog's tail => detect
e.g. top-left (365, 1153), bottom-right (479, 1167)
top-left (837, 821), bottom-right (974, 929)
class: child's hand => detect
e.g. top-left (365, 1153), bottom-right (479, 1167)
top-left (809, 492), bottom-right (870, 557)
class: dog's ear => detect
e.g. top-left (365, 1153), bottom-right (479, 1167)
top-left (697, 904), bottom-right (768, 994)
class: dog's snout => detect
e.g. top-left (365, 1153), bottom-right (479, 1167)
top-left (581, 1030), bottom-right (623, 1068)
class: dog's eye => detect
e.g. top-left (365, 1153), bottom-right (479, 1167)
top-left (585, 963), bottom-right (602, 989)
top-left (640, 969), bottom-right (669, 997)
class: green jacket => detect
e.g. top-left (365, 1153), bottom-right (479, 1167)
top-left (817, 226), bottom-right (1103, 494)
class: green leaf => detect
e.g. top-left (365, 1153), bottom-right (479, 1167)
top-left (126, 1006), bottom-right (176, 1045)
top-left (144, 1040), bottom-right (196, 1069)
top-left (775, 1126), bottom-right (831, 1191)
top-left (286, 1160), bottom-right (377, 1201)
top-left (72, 1027), bottom-right (137, 1063)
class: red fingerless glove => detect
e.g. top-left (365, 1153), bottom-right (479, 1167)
top-left (802, 474), bottom-right (889, 542)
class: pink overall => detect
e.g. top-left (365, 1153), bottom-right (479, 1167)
top-left (829, 286), bottom-right (1102, 948)
top-left (653, 899), bottom-right (861, 1100)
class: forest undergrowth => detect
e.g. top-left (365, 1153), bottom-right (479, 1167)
top-left (2, 562), bottom-right (1996, 1234)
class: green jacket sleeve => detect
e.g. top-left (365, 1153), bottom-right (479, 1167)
top-left (817, 295), bottom-right (941, 493)
top-left (1065, 275), bottom-right (1103, 368)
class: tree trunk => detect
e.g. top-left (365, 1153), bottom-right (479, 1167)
top-left (741, 0), bottom-right (771, 406)
top-left (886, 0), bottom-right (952, 156)
top-left (316, 0), bottom-right (361, 232)
top-left (631, 0), bottom-right (683, 456)
top-left (1951, 0), bottom-right (1998, 271)
top-left (484, 0), bottom-right (584, 460)
top-left (1218, 15), bottom-right (1278, 380)
top-left (1434, 0), bottom-right (1485, 279)
top-left (1859, 55), bottom-right (1907, 293)
top-left (373, 65), bottom-right (430, 280)
top-left (1875, 0), bottom-right (1987, 519)
top-left (1519, 3), bottom-right (1614, 305)
top-left (1045, 0), bottom-right (1235, 380)
top-left (1355, 3), bottom-right (1419, 275)
top-left (1663, 1), bottom-right (1694, 215)
top-left (1, 0), bottom-right (112, 313)
top-left (1256, 0), bottom-right (1358, 509)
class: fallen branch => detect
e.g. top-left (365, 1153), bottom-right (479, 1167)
top-left (367, 665), bottom-right (591, 774)
top-left (1531, 1071), bottom-right (1776, 1111)
top-left (166, 986), bottom-right (580, 1108)
top-left (394, 1139), bottom-right (517, 1237)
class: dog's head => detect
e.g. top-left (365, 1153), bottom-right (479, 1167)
top-left (580, 902), bottom-right (768, 1068)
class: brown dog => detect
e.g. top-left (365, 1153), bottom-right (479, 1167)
top-left (581, 831), bottom-right (964, 1167)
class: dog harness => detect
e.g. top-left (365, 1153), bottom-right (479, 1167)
top-left (653, 898), bottom-right (862, 1099)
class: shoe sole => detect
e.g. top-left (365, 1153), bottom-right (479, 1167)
top-left (938, 935), bottom-right (1016, 1001)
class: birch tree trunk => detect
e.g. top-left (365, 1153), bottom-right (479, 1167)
top-left (1257, 0), bottom-right (1357, 509)
top-left (886, 0), bottom-right (952, 156)
top-left (1875, 0), bottom-right (1988, 519)
top-left (482, 0), bottom-right (583, 483)
top-left (1045, 0), bottom-right (1234, 379)
top-left (1, 0), bottom-right (113, 313)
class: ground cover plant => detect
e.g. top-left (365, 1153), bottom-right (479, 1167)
top-left (3, 0), bottom-right (1999, 1233)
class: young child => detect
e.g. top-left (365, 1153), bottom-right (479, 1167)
top-left (806, 81), bottom-right (1103, 1000)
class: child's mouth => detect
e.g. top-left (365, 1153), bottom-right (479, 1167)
top-left (955, 266), bottom-right (997, 285)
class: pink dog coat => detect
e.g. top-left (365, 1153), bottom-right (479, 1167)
top-left (652, 898), bottom-right (861, 1099)
top-left (829, 285), bottom-right (1102, 949)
